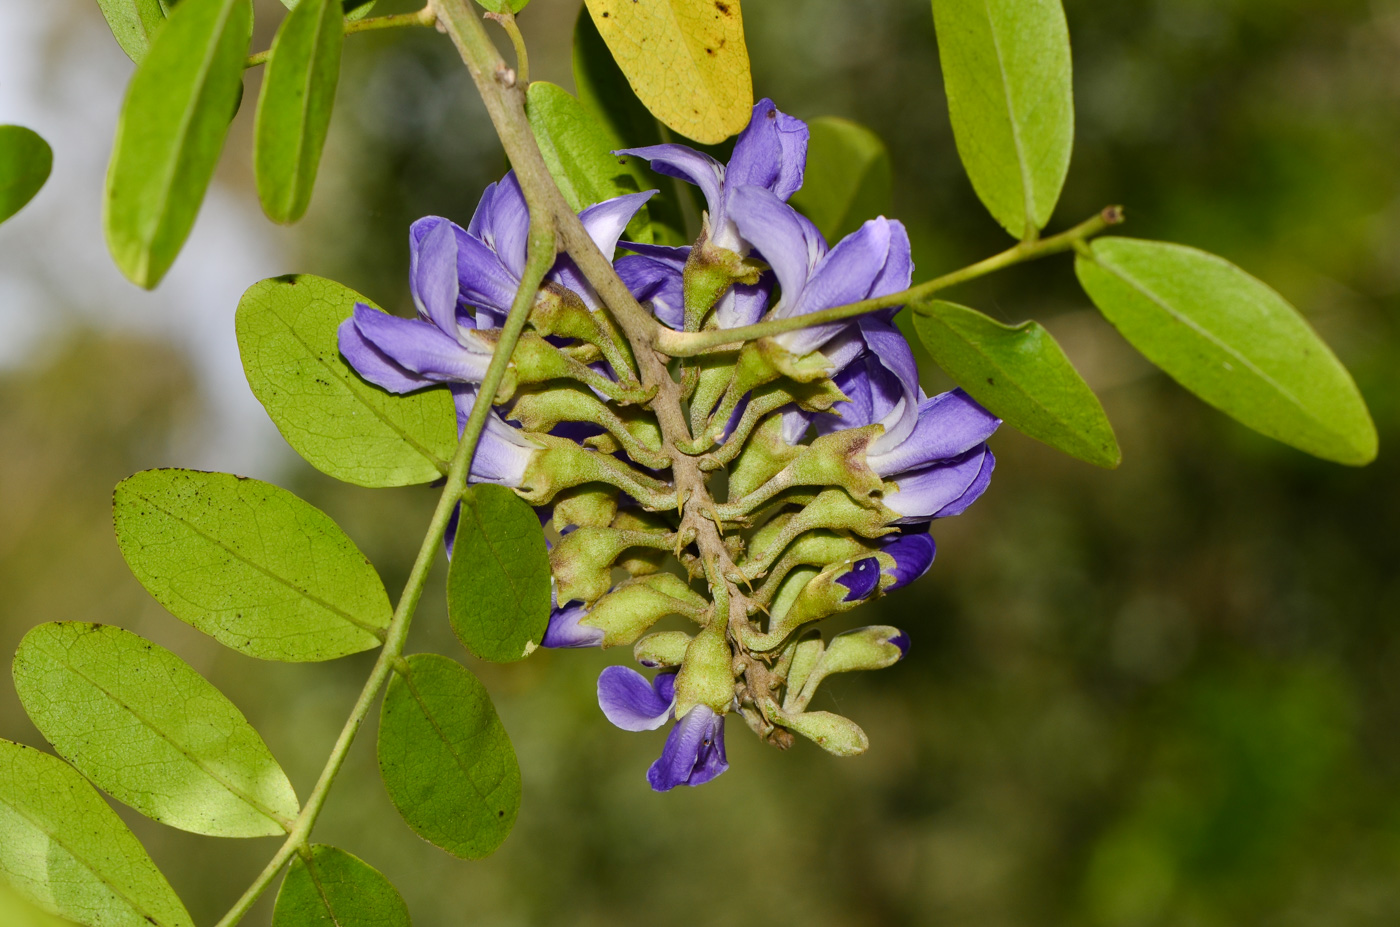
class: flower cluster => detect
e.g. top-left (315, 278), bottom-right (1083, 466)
top-left (339, 101), bottom-right (999, 791)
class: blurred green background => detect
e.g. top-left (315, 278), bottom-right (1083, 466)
top-left (2, 0), bottom-right (1399, 924)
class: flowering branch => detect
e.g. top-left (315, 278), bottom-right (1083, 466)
top-left (210, 219), bottom-right (557, 927)
top-left (654, 206), bottom-right (1125, 358)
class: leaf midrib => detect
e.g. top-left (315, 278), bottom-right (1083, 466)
top-left (45, 648), bottom-right (295, 832)
top-left (981, 0), bottom-right (1036, 234)
top-left (130, 486), bottom-right (388, 640)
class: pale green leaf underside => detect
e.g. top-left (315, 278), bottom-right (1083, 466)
top-left (1076, 237), bottom-right (1377, 466)
top-left (96, 0), bottom-right (166, 63)
top-left (114, 468), bottom-right (390, 662)
top-left (254, 0), bottom-right (343, 224)
top-left (13, 623), bottom-right (300, 838)
top-left (911, 299), bottom-right (1119, 467)
top-left (447, 484), bottom-right (552, 663)
top-left (0, 740), bottom-right (194, 927)
top-left (378, 654), bottom-right (520, 859)
top-left (236, 274), bottom-right (457, 487)
top-left (931, 0), bottom-right (1073, 238)
top-left (0, 880), bottom-right (81, 927)
top-left (103, 0), bottom-right (252, 288)
top-left (790, 116), bottom-right (892, 243)
top-left (272, 845), bottom-right (410, 927)
top-left (0, 126), bottom-right (53, 225)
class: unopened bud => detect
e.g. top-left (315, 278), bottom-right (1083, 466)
top-left (550, 526), bottom-right (671, 604)
top-left (729, 415), bottom-right (804, 500)
top-left (674, 620), bottom-right (736, 716)
top-left (634, 630), bottom-right (693, 668)
top-left (552, 486), bottom-right (618, 532)
top-left (519, 434), bottom-right (672, 508)
top-left (764, 700), bottom-right (869, 757)
top-left (582, 573), bottom-right (707, 648)
top-left (822, 625), bottom-right (909, 674)
top-left (781, 425), bottom-right (886, 504)
top-left (781, 636), bottom-right (825, 707)
top-left (742, 557), bottom-right (870, 652)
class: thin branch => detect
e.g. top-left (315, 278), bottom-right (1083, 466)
top-left (244, 6), bottom-right (437, 69)
top-left (655, 206), bottom-right (1126, 358)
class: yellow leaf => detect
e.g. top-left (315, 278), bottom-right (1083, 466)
top-left (584, 0), bottom-right (753, 145)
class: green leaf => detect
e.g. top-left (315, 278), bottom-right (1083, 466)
top-left (911, 299), bottom-right (1120, 467)
top-left (378, 654), bottom-right (520, 859)
top-left (570, 9), bottom-right (686, 245)
top-left (0, 880), bottom-right (80, 927)
top-left (447, 484), bottom-right (551, 663)
top-left (113, 469), bottom-right (390, 662)
top-left (1076, 238), bottom-right (1378, 466)
top-left (97, 0), bottom-right (167, 63)
top-left (279, 0), bottom-right (377, 15)
top-left (103, 0), bottom-right (252, 288)
top-left (476, 0), bottom-right (529, 13)
top-left (526, 80), bottom-right (659, 245)
top-left (0, 740), bottom-right (194, 927)
top-left (789, 117), bottom-right (892, 243)
top-left (12, 623), bottom-right (300, 838)
top-left (254, 0), bottom-right (343, 224)
top-left (236, 274), bottom-right (458, 487)
top-left (583, 0), bottom-right (752, 145)
top-left (930, 0), bottom-right (1073, 239)
top-left (272, 845), bottom-right (409, 927)
top-left (0, 126), bottom-right (53, 225)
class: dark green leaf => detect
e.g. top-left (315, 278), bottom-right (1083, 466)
top-left (272, 845), bottom-right (410, 927)
top-left (12, 623), bottom-right (300, 838)
top-left (236, 275), bottom-right (458, 487)
top-left (1076, 237), bottom-right (1377, 466)
top-left (789, 117), bottom-right (892, 242)
top-left (0, 740), bottom-right (194, 927)
top-left (911, 299), bottom-right (1120, 467)
top-left (378, 654), bottom-right (521, 859)
top-left (104, 0), bottom-right (252, 288)
top-left (930, 0), bottom-right (1073, 239)
top-left (278, 0), bottom-right (377, 14)
top-left (254, 0), bottom-right (343, 224)
top-left (97, 0), bottom-right (167, 63)
top-left (113, 469), bottom-right (390, 661)
top-left (0, 126), bottom-right (52, 225)
top-left (448, 484), bottom-right (552, 663)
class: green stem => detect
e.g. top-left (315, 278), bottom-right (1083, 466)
top-left (483, 11), bottom-right (530, 86)
top-left (211, 221), bottom-right (556, 927)
top-left (244, 7), bottom-right (437, 69)
top-left (655, 206), bottom-right (1125, 358)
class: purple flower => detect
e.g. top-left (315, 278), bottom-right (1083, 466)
top-left (728, 185), bottom-right (912, 358)
top-left (614, 244), bottom-right (771, 330)
top-left (836, 557), bottom-right (881, 601)
top-left (878, 531), bottom-right (936, 590)
top-left (619, 99), bottom-right (808, 254)
top-left (541, 601), bottom-right (604, 649)
top-left (597, 666), bottom-right (729, 791)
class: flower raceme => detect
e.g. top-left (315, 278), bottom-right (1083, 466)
top-left (338, 100), bottom-right (999, 791)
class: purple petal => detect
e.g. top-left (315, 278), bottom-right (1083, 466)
top-left (449, 227), bottom-right (521, 318)
top-left (409, 217), bottom-right (465, 336)
top-left (888, 630), bottom-right (911, 657)
top-left (598, 666), bottom-right (675, 731)
top-left (580, 190), bottom-right (658, 260)
top-left (725, 99), bottom-right (810, 205)
top-left (866, 219), bottom-right (913, 309)
top-left (467, 172), bottom-right (530, 279)
top-left (453, 388), bottom-right (540, 487)
top-left (542, 603), bottom-right (604, 648)
top-left (885, 446), bottom-right (996, 522)
top-left (781, 407), bottom-right (813, 446)
top-left (836, 557), bottom-right (881, 601)
top-left (616, 252), bottom-right (685, 329)
top-left (870, 389), bottom-right (1001, 477)
top-left (444, 502), bottom-right (460, 560)
top-left (857, 319), bottom-right (921, 451)
top-left (647, 705), bottom-right (728, 791)
top-left (616, 144), bottom-right (725, 220)
top-left (339, 313), bottom-right (435, 394)
top-left (348, 304), bottom-right (491, 385)
top-left (776, 217), bottom-right (893, 355)
top-left (714, 277), bottom-right (771, 329)
top-left (729, 185), bottom-right (825, 315)
top-left (879, 532), bottom-right (936, 590)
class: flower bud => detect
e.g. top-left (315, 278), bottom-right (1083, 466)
top-left (551, 486), bottom-right (618, 532)
top-left (674, 620), bottom-right (736, 717)
top-left (742, 557), bottom-right (871, 652)
top-left (764, 701), bottom-right (869, 757)
top-left (518, 434), bottom-right (672, 508)
top-left (822, 626), bottom-right (909, 674)
top-left (508, 385), bottom-right (667, 469)
top-left (729, 415), bottom-right (804, 500)
top-left (549, 525), bottom-right (672, 604)
top-left (634, 630), bottom-right (693, 668)
top-left (780, 636), bottom-right (824, 706)
top-left (582, 573), bottom-right (707, 648)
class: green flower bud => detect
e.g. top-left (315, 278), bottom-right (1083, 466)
top-left (674, 620), bottom-right (736, 717)
top-left (519, 434), bottom-right (673, 509)
top-left (723, 425), bottom-right (886, 520)
top-left (581, 573), bottom-right (707, 648)
top-left (784, 625), bottom-right (908, 712)
top-left (742, 558), bottom-right (865, 652)
top-left (549, 525), bottom-right (673, 605)
top-left (509, 384), bottom-right (668, 469)
top-left (744, 489), bottom-right (897, 571)
top-left (763, 700), bottom-right (869, 757)
top-left (634, 630), bottom-right (694, 668)
top-left (551, 486), bottom-right (618, 532)
top-left (747, 530), bottom-right (875, 605)
top-left (499, 332), bottom-right (652, 405)
top-left (683, 230), bottom-right (764, 330)
top-left (612, 509), bottom-right (676, 577)
top-left (728, 414), bottom-right (804, 500)
top-left (781, 636), bottom-right (825, 707)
